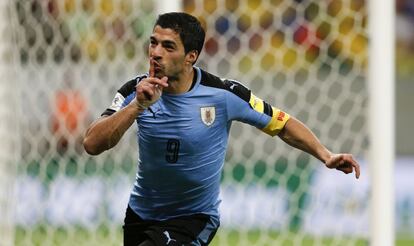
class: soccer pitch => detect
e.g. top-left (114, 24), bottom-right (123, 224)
top-left (14, 226), bottom-right (414, 246)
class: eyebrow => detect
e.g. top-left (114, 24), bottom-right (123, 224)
top-left (150, 36), bottom-right (177, 48)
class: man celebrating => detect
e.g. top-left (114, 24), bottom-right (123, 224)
top-left (83, 12), bottom-right (360, 246)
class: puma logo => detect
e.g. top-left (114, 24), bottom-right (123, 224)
top-left (163, 231), bottom-right (177, 245)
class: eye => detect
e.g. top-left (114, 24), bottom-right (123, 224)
top-left (162, 41), bottom-right (176, 51)
top-left (150, 38), bottom-right (157, 46)
top-left (165, 45), bottom-right (174, 51)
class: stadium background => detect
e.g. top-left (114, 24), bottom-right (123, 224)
top-left (3, 0), bottom-right (414, 245)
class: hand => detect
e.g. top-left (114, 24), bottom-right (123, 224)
top-left (134, 59), bottom-right (168, 109)
top-left (325, 153), bottom-right (361, 179)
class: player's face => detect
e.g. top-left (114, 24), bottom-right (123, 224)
top-left (149, 26), bottom-right (189, 80)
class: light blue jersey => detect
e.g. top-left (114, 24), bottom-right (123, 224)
top-left (103, 67), bottom-right (290, 224)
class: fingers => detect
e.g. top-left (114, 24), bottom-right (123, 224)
top-left (342, 154), bottom-right (360, 179)
top-left (135, 77), bottom-right (168, 101)
top-left (134, 75), bottom-right (168, 109)
top-left (336, 163), bottom-right (352, 174)
top-left (149, 59), bottom-right (155, 77)
top-left (137, 84), bottom-right (154, 99)
top-left (143, 76), bottom-right (169, 89)
top-left (335, 154), bottom-right (361, 179)
top-left (349, 157), bottom-right (361, 179)
top-left (160, 76), bottom-right (168, 84)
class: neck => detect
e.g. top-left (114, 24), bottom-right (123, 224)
top-left (164, 66), bottom-right (194, 94)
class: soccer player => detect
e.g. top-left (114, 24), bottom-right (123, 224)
top-left (83, 12), bottom-right (360, 246)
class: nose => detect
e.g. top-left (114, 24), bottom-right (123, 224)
top-left (150, 44), bottom-right (162, 59)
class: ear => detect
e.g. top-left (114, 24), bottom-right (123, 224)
top-left (185, 50), bottom-right (198, 65)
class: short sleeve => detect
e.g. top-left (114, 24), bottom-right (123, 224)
top-left (224, 79), bottom-right (290, 136)
top-left (101, 74), bottom-right (147, 116)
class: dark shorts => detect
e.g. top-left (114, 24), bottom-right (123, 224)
top-left (123, 206), bottom-right (219, 246)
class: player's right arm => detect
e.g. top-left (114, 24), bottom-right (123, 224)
top-left (83, 66), bottom-right (168, 155)
top-left (83, 101), bottom-right (142, 155)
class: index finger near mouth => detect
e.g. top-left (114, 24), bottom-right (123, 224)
top-left (145, 77), bottom-right (167, 88)
top-left (149, 59), bottom-right (155, 77)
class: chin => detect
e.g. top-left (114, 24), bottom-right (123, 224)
top-left (154, 70), bottom-right (165, 78)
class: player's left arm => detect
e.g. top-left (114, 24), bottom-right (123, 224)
top-left (223, 79), bottom-right (360, 179)
top-left (277, 117), bottom-right (360, 179)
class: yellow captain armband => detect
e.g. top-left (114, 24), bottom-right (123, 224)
top-left (249, 94), bottom-right (265, 113)
top-left (262, 107), bottom-right (290, 137)
top-left (248, 93), bottom-right (290, 136)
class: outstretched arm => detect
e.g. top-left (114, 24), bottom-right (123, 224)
top-left (278, 117), bottom-right (360, 179)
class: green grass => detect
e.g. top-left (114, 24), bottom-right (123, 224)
top-left (210, 230), bottom-right (368, 246)
top-left (14, 226), bottom-right (414, 246)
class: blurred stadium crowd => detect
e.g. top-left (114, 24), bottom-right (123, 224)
top-left (15, 0), bottom-right (367, 71)
top-left (14, 0), bottom-right (413, 77)
top-left (13, 0), bottom-right (413, 157)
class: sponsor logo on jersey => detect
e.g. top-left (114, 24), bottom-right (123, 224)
top-left (277, 111), bottom-right (286, 121)
top-left (200, 106), bottom-right (216, 126)
top-left (109, 92), bottom-right (125, 111)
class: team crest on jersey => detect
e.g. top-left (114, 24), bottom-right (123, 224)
top-left (200, 106), bottom-right (216, 126)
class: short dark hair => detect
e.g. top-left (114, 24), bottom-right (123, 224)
top-left (154, 12), bottom-right (205, 57)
